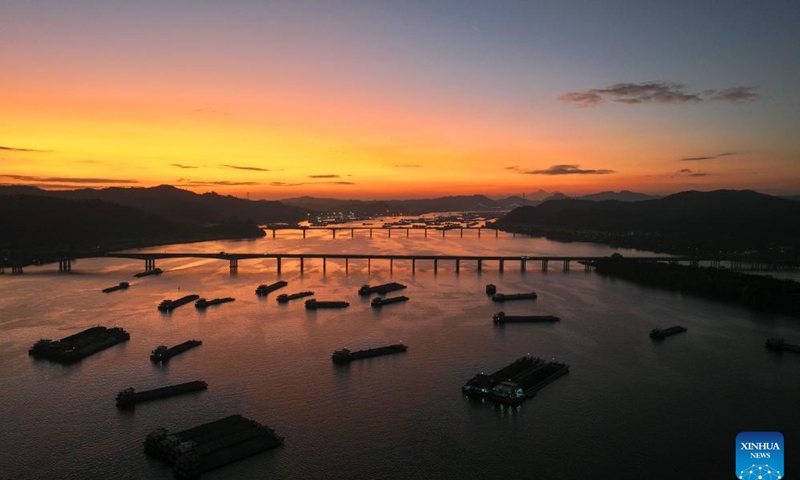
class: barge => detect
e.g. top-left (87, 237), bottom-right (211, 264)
top-left (144, 415), bottom-right (284, 479)
top-left (255, 281), bottom-right (287, 296)
top-left (765, 338), bottom-right (800, 353)
top-left (371, 296), bottom-right (409, 308)
top-left (332, 343), bottom-right (408, 363)
top-left (305, 299), bottom-right (349, 309)
top-left (649, 326), bottom-right (687, 339)
top-left (358, 282), bottom-right (407, 296)
top-left (276, 291), bottom-right (314, 303)
top-left (102, 282), bottom-right (130, 293)
top-left (462, 356), bottom-right (569, 405)
top-left (492, 291), bottom-right (538, 302)
top-left (28, 326), bottom-right (130, 364)
top-left (485, 284), bottom-right (497, 295)
top-left (116, 380), bottom-right (207, 408)
top-left (195, 297), bottom-right (235, 309)
top-left (158, 294), bottom-right (200, 312)
top-left (151, 340), bottom-right (202, 363)
top-left (134, 268), bottom-right (163, 278)
top-left (492, 312), bottom-right (559, 324)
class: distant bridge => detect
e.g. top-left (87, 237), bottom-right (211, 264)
top-left (264, 226), bottom-right (508, 239)
top-left (2, 252), bottom-right (795, 275)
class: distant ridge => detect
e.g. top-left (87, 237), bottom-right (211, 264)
top-left (496, 189), bottom-right (800, 254)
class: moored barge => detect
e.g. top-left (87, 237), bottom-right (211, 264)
top-left (255, 281), bottom-right (288, 296)
top-left (276, 291), bottom-right (314, 303)
top-left (462, 356), bottom-right (569, 405)
top-left (332, 343), bottom-right (408, 363)
top-left (151, 340), bottom-right (202, 363)
top-left (492, 312), bottom-right (559, 324)
top-left (485, 284), bottom-right (497, 295)
top-left (102, 282), bottom-right (130, 293)
top-left (144, 415), bottom-right (284, 479)
top-left (116, 380), bottom-right (208, 408)
top-left (371, 296), bottom-right (409, 308)
top-left (158, 294), bottom-right (200, 312)
top-left (492, 291), bottom-right (537, 302)
top-left (28, 326), bottom-right (130, 364)
top-left (134, 268), bottom-right (163, 278)
top-left (305, 299), bottom-right (349, 309)
top-left (358, 282), bottom-right (407, 296)
top-left (649, 326), bottom-right (687, 339)
top-left (195, 297), bottom-right (235, 309)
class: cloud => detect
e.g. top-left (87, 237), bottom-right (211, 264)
top-left (221, 164), bottom-right (270, 172)
top-left (0, 174), bottom-right (137, 184)
top-left (307, 174), bottom-right (340, 179)
top-left (176, 179), bottom-right (261, 186)
top-left (393, 164), bottom-right (421, 168)
top-left (675, 169), bottom-right (710, 177)
top-left (680, 152), bottom-right (737, 161)
top-left (0, 145), bottom-right (51, 153)
top-left (269, 180), bottom-right (355, 187)
top-left (707, 86), bottom-right (760, 103)
top-left (516, 164), bottom-right (616, 175)
top-left (679, 169), bottom-right (692, 173)
top-left (171, 163), bottom-right (199, 169)
top-left (688, 172), bottom-right (710, 177)
top-left (559, 82), bottom-right (759, 107)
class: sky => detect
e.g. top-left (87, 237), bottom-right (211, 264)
top-left (2, 0), bottom-right (799, 199)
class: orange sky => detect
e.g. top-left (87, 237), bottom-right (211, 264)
top-left (2, 1), bottom-right (799, 199)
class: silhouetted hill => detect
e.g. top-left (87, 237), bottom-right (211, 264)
top-left (0, 194), bottom-right (264, 253)
top-left (0, 185), bottom-right (311, 224)
top-left (579, 190), bottom-right (660, 202)
top-left (496, 190), bottom-right (800, 254)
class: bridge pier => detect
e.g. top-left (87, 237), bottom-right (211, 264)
top-left (411, 259), bottom-right (415, 273)
top-left (389, 229), bottom-right (392, 238)
top-left (406, 228), bottom-right (409, 238)
top-left (495, 229), bottom-right (498, 238)
top-left (499, 259), bottom-right (504, 272)
top-left (229, 259), bottom-right (238, 272)
top-left (12, 265), bottom-right (23, 274)
top-left (58, 259), bottom-right (72, 272)
top-left (477, 228), bottom-right (481, 238)
top-left (456, 258), bottom-right (460, 273)
top-left (442, 229), bottom-right (445, 238)
top-left (542, 260), bottom-right (548, 272)
top-left (424, 229), bottom-right (427, 238)
top-left (272, 229), bottom-right (276, 238)
top-left (300, 257), bottom-right (304, 274)
top-left (351, 228), bottom-right (354, 238)
top-left (460, 228), bottom-right (463, 238)
top-left (390, 258), bottom-right (393, 274)
top-left (521, 259), bottom-right (526, 272)
top-left (332, 229), bottom-right (336, 239)
top-left (584, 262), bottom-right (591, 272)
top-left (434, 259), bottom-right (438, 274)
top-left (323, 258), bottom-right (327, 274)
top-left (345, 257), bottom-right (349, 274)
top-left (303, 228), bottom-right (307, 238)
top-left (513, 232), bottom-right (516, 238)
top-left (0, 266), bottom-right (4, 274)
top-left (368, 258), bottom-right (371, 273)
top-left (477, 259), bottom-right (482, 272)
top-left (277, 256), bottom-right (282, 274)
top-left (145, 258), bottom-right (157, 271)
top-left (563, 260), bottom-right (570, 272)
top-left (369, 228), bottom-right (373, 238)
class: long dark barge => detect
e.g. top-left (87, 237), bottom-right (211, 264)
top-left (766, 338), bottom-right (800, 353)
top-left (371, 296), bottom-right (409, 308)
top-left (28, 326), bottom-right (130, 364)
top-left (144, 414), bottom-right (284, 479)
top-left (492, 312), bottom-right (559, 324)
top-left (649, 326), bottom-right (687, 339)
top-left (332, 343), bottom-right (408, 363)
top-left (305, 299), bottom-right (349, 309)
top-left (358, 282), bottom-right (407, 296)
top-left (102, 282), bottom-right (130, 293)
top-left (195, 297), bottom-right (235, 309)
top-left (462, 356), bottom-right (569, 405)
top-left (158, 294), bottom-right (200, 312)
top-left (491, 291), bottom-right (538, 302)
top-left (151, 340), bottom-right (202, 363)
top-left (116, 380), bottom-right (207, 408)
top-left (276, 291), bottom-right (314, 303)
top-left (134, 268), bottom-right (163, 278)
top-left (255, 281), bottom-right (287, 296)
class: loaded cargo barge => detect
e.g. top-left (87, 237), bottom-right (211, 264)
top-left (102, 282), bottom-right (130, 293)
top-left (305, 299), bottom-right (349, 309)
top-left (134, 268), bottom-right (163, 278)
top-left (492, 312), bottom-right (559, 324)
top-left (28, 326), bottom-right (130, 364)
top-left (462, 356), bottom-right (569, 405)
top-left (371, 296), bottom-right (409, 308)
top-left (158, 295), bottom-right (200, 312)
top-left (766, 338), bottom-right (800, 353)
top-left (116, 380), bottom-right (207, 408)
top-left (358, 282), bottom-right (407, 296)
top-left (151, 340), bottom-right (202, 363)
top-left (144, 414), bottom-right (284, 479)
top-left (649, 326), bottom-right (687, 339)
top-left (255, 281), bottom-right (287, 296)
top-left (195, 297), bottom-right (235, 309)
top-left (492, 291), bottom-right (537, 302)
top-left (332, 343), bottom-right (408, 363)
top-left (277, 291), bottom-right (314, 303)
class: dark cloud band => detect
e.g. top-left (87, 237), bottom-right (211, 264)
top-left (559, 82), bottom-right (759, 107)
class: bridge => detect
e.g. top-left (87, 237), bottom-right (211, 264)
top-left (264, 226), bottom-right (507, 239)
top-left (2, 252), bottom-right (794, 275)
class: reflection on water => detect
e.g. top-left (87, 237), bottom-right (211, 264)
top-left (0, 232), bottom-right (798, 479)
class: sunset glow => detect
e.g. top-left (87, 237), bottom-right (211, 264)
top-left (3, 1), bottom-right (799, 199)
